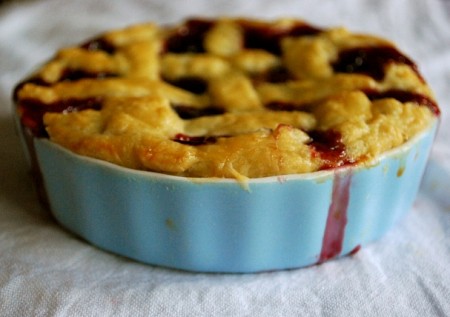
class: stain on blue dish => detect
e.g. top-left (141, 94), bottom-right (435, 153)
top-left (32, 121), bottom-right (437, 273)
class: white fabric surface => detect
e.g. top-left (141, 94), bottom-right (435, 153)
top-left (1, 0), bottom-right (449, 316)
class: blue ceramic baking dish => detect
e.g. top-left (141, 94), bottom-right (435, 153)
top-left (28, 120), bottom-right (437, 273)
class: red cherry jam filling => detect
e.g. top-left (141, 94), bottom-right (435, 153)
top-left (18, 97), bottom-right (103, 137)
top-left (309, 130), bottom-right (352, 170)
top-left (364, 89), bottom-right (440, 116)
top-left (265, 101), bottom-right (305, 112)
top-left (165, 19), bottom-right (214, 53)
top-left (59, 69), bottom-right (118, 82)
top-left (163, 76), bottom-right (208, 95)
top-left (13, 77), bottom-right (51, 102)
top-left (252, 66), bottom-right (294, 84)
top-left (80, 37), bottom-right (116, 54)
top-left (332, 46), bottom-right (422, 81)
top-left (164, 19), bottom-right (322, 56)
top-left (241, 21), bottom-right (322, 55)
top-left (171, 104), bottom-right (224, 119)
top-left (172, 133), bottom-right (220, 145)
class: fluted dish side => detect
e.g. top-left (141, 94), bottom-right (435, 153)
top-left (32, 121), bottom-right (437, 273)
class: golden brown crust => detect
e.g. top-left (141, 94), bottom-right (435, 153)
top-left (16, 18), bottom-right (438, 178)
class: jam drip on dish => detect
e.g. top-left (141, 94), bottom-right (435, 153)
top-left (332, 46), bottom-right (422, 81)
top-left (319, 171), bottom-right (352, 263)
top-left (171, 104), bottom-right (224, 119)
top-left (18, 97), bottom-right (103, 137)
top-left (309, 130), bottom-right (351, 170)
top-left (165, 19), bottom-right (214, 53)
top-left (241, 21), bottom-right (322, 55)
top-left (364, 89), bottom-right (440, 116)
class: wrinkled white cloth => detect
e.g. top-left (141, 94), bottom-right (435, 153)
top-left (0, 0), bottom-right (449, 316)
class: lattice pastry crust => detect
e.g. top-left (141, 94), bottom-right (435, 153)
top-left (15, 18), bottom-right (439, 178)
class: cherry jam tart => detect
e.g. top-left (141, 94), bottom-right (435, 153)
top-left (13, 18), bottom-right (439, 272)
